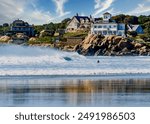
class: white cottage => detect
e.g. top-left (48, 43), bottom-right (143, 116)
top-left (91, 12), bottom-right (126, 36)
top-left (66, 14), bottom-right (91, 32)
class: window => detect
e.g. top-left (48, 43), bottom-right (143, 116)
top-left (103, 31), bottom-right (107, 35)
top-left (103, 25), bottom-right (107, 28)
top-left (98, 26), bottom-right (102, 28)
top-left (86, 19), bottom-right (89, 23)
top-left (113, 31), bottom-right (116, 35)
top-left (108, 31), bottom-right (112, 35)
top-left (114, 25), bottom-right (116, 28)
top-left (94, 26), bottom-right (97, 28)
top-left (104, 16), bottom-right (108, 19)
top-left (109, 25), bottom-right (112, 28)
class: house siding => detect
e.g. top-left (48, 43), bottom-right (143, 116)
top-left (91, 23), bottom-right (125, 36)
top-left (91, 13), bottom-right (126, 36)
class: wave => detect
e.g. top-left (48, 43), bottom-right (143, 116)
top-left (0, 44), bottom-right (85, 65)
top-left (0, 45), bottom-right (150, 76)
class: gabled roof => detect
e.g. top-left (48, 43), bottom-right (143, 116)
top-left (127, 24), bottom-right (141, 31)
top-left (74, 16), bottom-right (90, 23)
top-left (94, 18), bottom-right (102, 22)
top-left (132, 25), bottom-right (140, 31)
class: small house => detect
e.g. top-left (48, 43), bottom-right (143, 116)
top-left (10, 19), bottom-right (34, 37)
top-left (127, 24), bottom-right (144, 34)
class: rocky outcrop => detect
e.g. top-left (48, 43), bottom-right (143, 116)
top-left (9, 33), bottom-right (29, 44)
top-left (29, 37), bottom-right (37, 42)
top-left (74, 34), bottom-right (150, 56)
top-left (0, 36), bottom-right (11, 43)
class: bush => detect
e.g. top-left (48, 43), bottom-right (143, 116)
top-left (127, 31), bottom-right (137, 37)
top-left (138, 34), bottom-right (147, 40)
top-left (28, 36), bottom-right (55, 44)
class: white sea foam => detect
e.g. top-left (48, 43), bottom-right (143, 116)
top-left (0, 45), bottom-right (150, 76)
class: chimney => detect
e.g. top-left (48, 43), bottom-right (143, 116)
top-left (76, 13), bottom-right (79, 16)
top-left (90, 15), bottom-right (92, 19)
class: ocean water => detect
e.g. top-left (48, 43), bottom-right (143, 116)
top-left (0, 44), bottom-right (150, 107)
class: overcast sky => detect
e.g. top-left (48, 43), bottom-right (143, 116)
top-left (0, 0), bottom-right (150, 25)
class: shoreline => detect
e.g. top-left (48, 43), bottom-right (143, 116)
top-left (0, 73), bottom-right (150, 80)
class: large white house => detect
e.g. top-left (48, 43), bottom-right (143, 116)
top-left (91, 12), bottom-right (126, 36)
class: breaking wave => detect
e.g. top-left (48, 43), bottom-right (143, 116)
top-left (0, 44), bottom-right (150, 76)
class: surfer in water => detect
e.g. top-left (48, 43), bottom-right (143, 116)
top-left (97, 60), bottom-right (100, 63)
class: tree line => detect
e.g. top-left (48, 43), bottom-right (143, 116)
top-left (112, 14), bottom-right (150, 38)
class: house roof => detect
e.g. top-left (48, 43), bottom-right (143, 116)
top-left (93, 18), bottom-right (117, 24)
top-left (94, 18), bottom-right (102, 22)
top-left (103, 12), bottom-right (111, 15)
top-left (132, 25), bottom-right (140, 31)
top-left (74, 16), bottom-right (90, 23)
top-left (128, 24), bottom-right (140, 31)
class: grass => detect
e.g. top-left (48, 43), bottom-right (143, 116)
top-left (63, 31), bottom-right (88, 38)
top-left (28, 36), bottom-right (55, 44)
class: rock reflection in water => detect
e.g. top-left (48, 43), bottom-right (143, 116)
top-left (0, 78), bottom-right (150, 107)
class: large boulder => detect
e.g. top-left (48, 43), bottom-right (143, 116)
top-left (83, 34), bottom-right (94, 44)
top-left (134, 43), bottom-right (143, 48)
top-left (118, 40), bottom-right (134, 50)
top-left (89, 35), bottom-right (98, 44)
top-left (15, 33), bottom-right (28, 39)
top-left (0, 36), bottom-right (11, 43)
top-left (107, 35), bottom-right (116, 42)
top-left (29, 37), bottom-right (37, 42)
top-left (73, 33), bottom-right (150, 56)
top-left (113, 36), bottom-right (123, 45)
top-left (74, 44), bottom-right (80, 51)
top-left (82, 43), bottom-right (92, 50)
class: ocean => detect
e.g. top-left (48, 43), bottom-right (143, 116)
top-left (0, 44), bottom-right (150, 107)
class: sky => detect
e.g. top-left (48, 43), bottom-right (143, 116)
top-left (0, 0), bottom-right (150, 25)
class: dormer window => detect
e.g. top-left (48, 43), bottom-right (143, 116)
top-left (80, 19), bottom-right (85, 23)
top-left (86, 19), bottom-right (89, 23)
top-left (104, 16), bottom-right (107, 19)
top-left (103, 12), bottom-right (112, 21)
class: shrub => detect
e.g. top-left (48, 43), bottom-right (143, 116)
top-left (127, 31), bottom-right (137, 37)
top-left (138, 34), bottom-right (147, 40)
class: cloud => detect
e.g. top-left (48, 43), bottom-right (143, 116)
top-left (145, 0), bottom-right (150, 2)
top-left (93, 0), bottom-right (115, 17)
top-left (0, 0), bottom-right (53, 25)
top-left (0, 0), bottom-right (26, 22)
top-left (105, 8), bottom-right (121, 15)
top-left (52, 0), bottom-right (70, 17)
top-left (25, 10), bottom-right (54, 25)
top-left (128, 3), bottom-right (150, 15)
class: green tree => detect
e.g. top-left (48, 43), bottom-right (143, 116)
top-left (124, 16), bottom-right (138, 24)
top-left (127, 31), bottom-right (137, 37)
top-left (144, 21), bottom-right (150, 38)
top-left (138, 15), bottom-right (150, 24)
top-left (34, 25), bottom-right (44, 34)
top-left (112, 14), bottom-right (126, 23)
